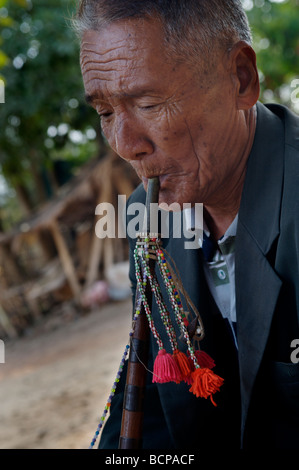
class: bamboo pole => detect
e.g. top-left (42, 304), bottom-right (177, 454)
top-left (85, 157), bottom-right (113, 288)
top-left (49, 219), bottom-right (81, 302)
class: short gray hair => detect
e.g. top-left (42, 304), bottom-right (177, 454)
top-left (74, 0), bottom-right (252, 66)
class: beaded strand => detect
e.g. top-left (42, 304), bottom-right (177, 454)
top-left (134, 245), bottom-right (164, 350)
top-left (156, 247), bottom-right (198, 367)
top-left (89, 295), bottom-right (143, 449)
top-left (139, 252), bottom-right (178, 352)
top-left (88, 343), bottom-right (130, 448)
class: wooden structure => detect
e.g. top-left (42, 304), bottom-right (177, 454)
top-left (0, 151), bottom-right (139, 339)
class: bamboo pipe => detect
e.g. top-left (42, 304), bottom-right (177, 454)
top-left (118, 177), bottom-right (159, 449)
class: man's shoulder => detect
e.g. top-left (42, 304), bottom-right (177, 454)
top-left (264, 103), bottom-right (299, 227)
top-left (264, 102), bottom-right (299, 153)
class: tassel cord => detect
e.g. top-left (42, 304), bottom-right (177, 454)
top-left (140, 253), bottom-right (178, 353)
top-left (156, 248), bottom-right (198, 367)
top-left (134, 247), bottom-right (164, 350)
top-left (157, 245), bottom-right (205, 340)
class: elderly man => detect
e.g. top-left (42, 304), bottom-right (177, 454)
top-left (77, 0), bottom-right (299, 449)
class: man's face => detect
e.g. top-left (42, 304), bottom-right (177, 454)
top-left (80, 18), bottom-right (238, 207)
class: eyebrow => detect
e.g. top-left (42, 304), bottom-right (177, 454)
top-left (85, 93), bottom-right (98, 104)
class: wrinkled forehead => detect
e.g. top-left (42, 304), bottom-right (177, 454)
top-left (79, 18), bottom-right (180, 100)
top-left (80, 18), bottom-right (167, 66)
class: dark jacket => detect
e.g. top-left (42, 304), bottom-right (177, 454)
top-left (99, 102), bottom-right (299, 450)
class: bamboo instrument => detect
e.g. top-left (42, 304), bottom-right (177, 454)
top-left (118, 177), bottom-right (159, 449)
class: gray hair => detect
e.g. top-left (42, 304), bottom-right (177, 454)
top-left (74, 0), bottom-right (252, 66)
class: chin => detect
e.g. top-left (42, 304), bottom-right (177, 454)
top-left (157, 190), bottom-right (185, 212)
top-left (158, 186), bottom-right (203, 210)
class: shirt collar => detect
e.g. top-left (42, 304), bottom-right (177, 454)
top-left (218, 214), bottom-right (238, 243)
top-left (183, 206), bottom-right (238, 248)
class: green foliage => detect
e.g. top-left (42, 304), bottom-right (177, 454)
top-left (0, 0), bottom-right (100, 215)
top-left (244, 0), bottom-right (299, 112)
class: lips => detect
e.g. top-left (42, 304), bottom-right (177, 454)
top-left (142, 174), bottom-right (168, 190)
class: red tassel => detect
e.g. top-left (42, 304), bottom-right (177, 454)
top-left (153, 349), bottom-right (182, 384)
top-left (173, 350), bottom-right (193, 382)
top-left (189, 367), bottom-right (224, 406)
top-left (195, 350), bottom-right (216, 369)
top-left (186, 350), bottom-right (215, 371)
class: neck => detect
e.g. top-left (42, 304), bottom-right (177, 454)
top-left (204, 106), bottom-right (257, 240)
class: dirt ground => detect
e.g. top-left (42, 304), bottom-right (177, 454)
top-left (0, 297), bottom-right (132, 449)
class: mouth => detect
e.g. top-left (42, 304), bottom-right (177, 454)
top-left (142, 174), bottom-right (168, 189)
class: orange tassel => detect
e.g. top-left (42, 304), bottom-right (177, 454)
top-left (153, 349), bottom-right (182, 384)
top-left (173, 350), bottom-right (193, 382)
top-left (189, 367), bottom-right (224, 406)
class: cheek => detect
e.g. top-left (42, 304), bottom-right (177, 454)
top-left (102, 110), bottom-right (202, 177)
top-left (156, 118), bottom-right (196, 158)
top-left (100, 121), bottom-right (114, 148)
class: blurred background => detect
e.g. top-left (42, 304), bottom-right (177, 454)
top-left (0, 0), bottom-right (298, 449)
top-left (0, 0), bottom-right (142, 341)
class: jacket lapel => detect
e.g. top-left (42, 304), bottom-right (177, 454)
top-left (236, 224), bottom-right (282, 439)
top-left (236, 102), bottom-right (285, 439)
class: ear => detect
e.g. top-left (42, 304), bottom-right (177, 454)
top-left (227, 41), bottom-right (260, 110)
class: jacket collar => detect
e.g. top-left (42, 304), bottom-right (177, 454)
top-left (237, 102), bottom-right (284, 254)
top-left (235, 102), bottom-right (285, 441)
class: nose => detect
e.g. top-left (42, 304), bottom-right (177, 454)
top-left (111, 114), bottom-right (154, 162)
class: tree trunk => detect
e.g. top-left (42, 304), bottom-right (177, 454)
top-left (14, 183), bottom-right (33, 216)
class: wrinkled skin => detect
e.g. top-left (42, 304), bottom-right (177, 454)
top-left (80, 18), bottom-right (259, 238)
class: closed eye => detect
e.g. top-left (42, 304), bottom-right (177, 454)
top-left (96, 108), bottom-right (113, 119)
top-left (138, 103), bottom-right (161, 111)
top-left (99, 111), bottom-right (113, 118)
